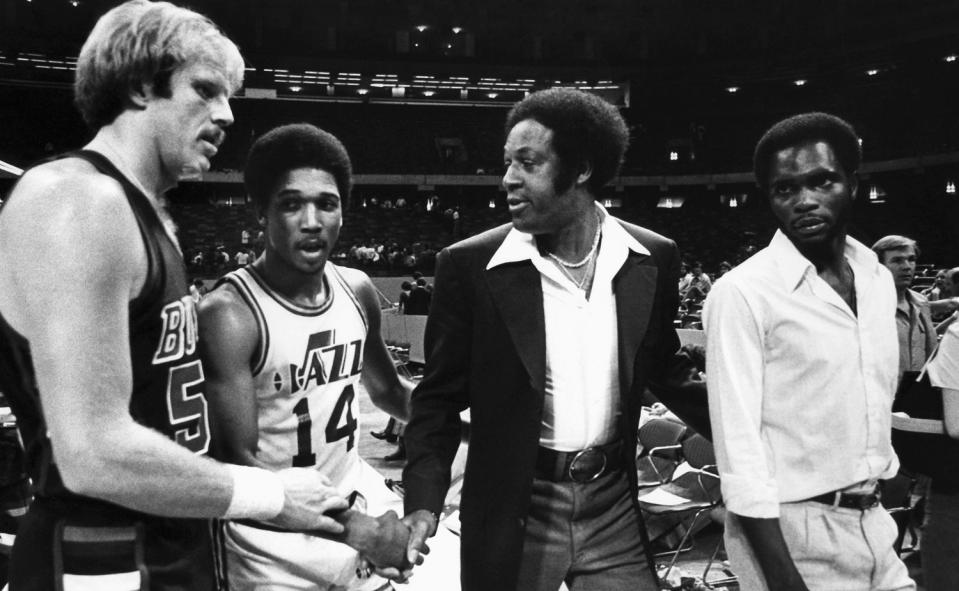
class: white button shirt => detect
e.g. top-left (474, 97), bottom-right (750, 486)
top-left (704, 230), bottom-right (900, 518)
top-left (487, 204), bottom-right (649, 451)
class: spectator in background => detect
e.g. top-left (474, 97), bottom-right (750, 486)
top-left (678, 261), bottom-right (693, 296)
top-left (922, 269), bottom-right (946, 301)
top-left (924, 307), bottom-right (959, 591)
top-left (871, 235), bottom-right (937, 379)
top-left (682, 261), bottom-right (712, 307)
top-left (190, 278), bottom-right (207, 303)
top-left (935, 267), bottom-right (959, 332)
top-left (718, 260), bottom-right (733, 277)
top-left (397, 280), bottom-right (412, 314)
top-left (404, 278), bottom-right (431, 315)
top-left (873, 237), bottom-right (959, 591)
top-left (234, 248), bottom-right (250, 268)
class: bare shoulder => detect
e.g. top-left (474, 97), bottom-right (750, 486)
top-left (1, 158), bottom-right (138, 252)
top-left (197, 281), bottom-right (258, 340)
top-left (6, 157), bottom-right (129, 216)
top-left (0, 158), bottom-right (144, 305)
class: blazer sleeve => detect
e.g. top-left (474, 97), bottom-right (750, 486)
top-left (402, 247), bottom-right (473, 516)
top-left (645, 240), bottom-right (712, 439)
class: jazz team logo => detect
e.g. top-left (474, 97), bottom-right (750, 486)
top-left (275, 329), bottom-right (364, 393)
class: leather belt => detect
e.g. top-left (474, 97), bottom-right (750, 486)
top-left (808, 487), bottom-right (881, 511)
top-left (535, 441), bottom-right (623, 483)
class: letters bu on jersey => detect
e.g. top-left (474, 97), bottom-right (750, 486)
top-left (152, 295), bottom-right (210, 454)
top-left (153, 295), bottom-right (199, 364)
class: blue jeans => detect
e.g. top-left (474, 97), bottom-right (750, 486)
top-left (515, 468), bottom-right (657, 591)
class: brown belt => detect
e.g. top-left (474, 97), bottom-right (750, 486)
top-left (535, 441), bottom-right (623, 483)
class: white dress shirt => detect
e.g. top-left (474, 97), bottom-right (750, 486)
top-left (929, 321), bottom-right (959, 389)
top-left (487, 203), bottom-right (649, 451)
top-left (703, 230), bottom-right (900, 518)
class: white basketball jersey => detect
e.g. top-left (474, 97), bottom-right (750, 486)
top-left (222, 264), bottom-right (367, 493)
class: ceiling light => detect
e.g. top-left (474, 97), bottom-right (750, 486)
top-left (866, 69), bottom-right (878, 76)
top-left (415, 25), bottom-right (428, 33)
top-left (726, 86), bottom-right (739, 93)
top-left (452, 27), bottom-right (463, 34)
top-left (946, 55), bottom-right (958, 63)
top-left (793, 79), bottom-right (806, 86)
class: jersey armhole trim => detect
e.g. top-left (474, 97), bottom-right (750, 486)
top-left (219, 272), bottom-right (270, 376)
top-left (329, 265), bottom-right (369, 333)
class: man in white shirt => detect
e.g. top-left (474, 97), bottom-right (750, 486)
top-left (704, 112), bottom-right (915, 590)
top-left (401, 88), bottom-right (708, 591)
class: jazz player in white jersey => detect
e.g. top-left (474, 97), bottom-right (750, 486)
top-left (198, 123), bottom-right (414, 589)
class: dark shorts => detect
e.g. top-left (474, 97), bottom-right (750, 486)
top-left (10, 497), bottom-right (216, 591)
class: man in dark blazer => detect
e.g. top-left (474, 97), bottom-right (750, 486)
top-left (400, 88), bottom-right (708, 591)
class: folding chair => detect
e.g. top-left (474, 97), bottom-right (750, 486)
top-left (638, 434), bottom-right (735, 588)
top-left (636, 418), bottom-right (687, 488)
top-left (881, 472), bottom-right (919, 554)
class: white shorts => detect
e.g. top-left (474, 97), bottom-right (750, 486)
top-left (221, 461), bottom-right (402, 591)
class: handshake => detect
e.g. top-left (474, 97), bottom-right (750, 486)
top-left (268, 468), bottom-right (439, 581)
top-left (345, 508), bottom-right (439, 581)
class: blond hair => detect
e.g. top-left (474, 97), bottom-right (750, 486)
top-left (75, 0), bottom-right (244, 129)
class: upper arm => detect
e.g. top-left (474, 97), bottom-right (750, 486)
top-left (943, 389), bottom-right (959, 439)
top-left (341, 269), bottom-right (411, 420)
top-left (416, 248), bottom-right (472, 408)
top-left (702, 279), bottom-right (779, 516)
top-left (197, 284), bottom-right (262, 465)
top-left (0, 168), bottom-right (146, 467)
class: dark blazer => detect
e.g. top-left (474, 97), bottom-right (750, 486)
top-left (403, 220), bottom-right (708, 591)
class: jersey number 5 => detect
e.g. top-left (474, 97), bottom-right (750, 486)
top-left (165, 360), bottom-right (211, 454)
top-left (292, 384), bottom-right (358, 467)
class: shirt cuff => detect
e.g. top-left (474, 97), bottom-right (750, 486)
top-left (721, 473), bottom-right (780, 519)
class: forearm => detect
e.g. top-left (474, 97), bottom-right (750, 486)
top-left (738, 515), bottom-right (808, 591)
top-left (930, 298), bottom-right (959, 317)
top-left (370, 376), bottom-right (414, 422)
top-left (57, 420), bottom-right (234, 518)
top-left (943, 388), bottom-right (959, 439)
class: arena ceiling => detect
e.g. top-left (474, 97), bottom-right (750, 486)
top-left (3, 0), bottom-right (958, 75)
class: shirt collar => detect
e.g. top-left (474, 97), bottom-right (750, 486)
top-left (769, 229), bottom-right (882, 291)
top-left (487, 202), bottom-right (649, 270)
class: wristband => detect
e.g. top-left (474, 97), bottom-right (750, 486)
top-left (223, 464), bottom-right (285, 520)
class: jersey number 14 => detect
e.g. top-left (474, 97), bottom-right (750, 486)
top-left (292, 384), bottom-right (357, 467)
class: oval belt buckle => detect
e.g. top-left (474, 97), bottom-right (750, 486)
top-left (568, 447), bottom-right (607, 483)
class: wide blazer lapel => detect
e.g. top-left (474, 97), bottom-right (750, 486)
top-left (485, 261), bottom-right (546, 394)
top-left (614, 250), bottom-right (657, 396)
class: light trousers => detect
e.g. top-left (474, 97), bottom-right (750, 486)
top-left (725, 501), bottom-right (915, 591)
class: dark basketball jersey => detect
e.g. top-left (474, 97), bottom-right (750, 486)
top-left (0, 150), bottom-right (217, 590)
